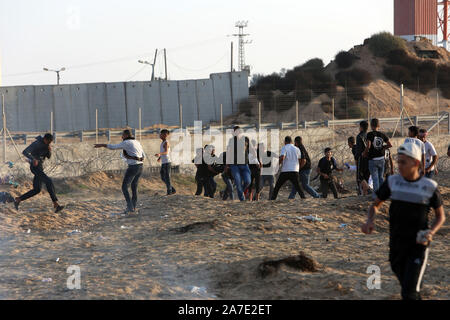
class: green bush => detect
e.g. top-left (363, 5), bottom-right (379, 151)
top-left (335, 51), bottom-right (358, 69)
top-left (367, 32), bottom-right (406, 57)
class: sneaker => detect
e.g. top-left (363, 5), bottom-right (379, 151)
top-left (55, 205), bottom-right (65, 213)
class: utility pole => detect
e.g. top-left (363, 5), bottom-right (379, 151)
top-left (164, 48), bottom-right (168, 81)
top-left (138, 49), bottom-right (158, 81)
top-left (43, 67), bottom-right (65, 85)
top-left (231, 42), bottom-right (234, 72)
top-left (232, 21), bottom-right (252, 73)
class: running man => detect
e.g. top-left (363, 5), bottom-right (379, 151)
top-left (270, 136), bottom-right (306, 200)
top-left (14, 134), bottom-right (64, 213)
top-left (418, 129), bottom-right (438, 179)
top-left (289, 136), bottom-right (320, 199)
top-left (155, 129), bottom-right (176, 195)
top-left (95, 129), bottom-right (145, 214)
top-left (361, 142), bottom-right (445, 300)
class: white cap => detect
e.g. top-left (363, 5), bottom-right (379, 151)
top-left (398, 142), bottom-right (422, 161)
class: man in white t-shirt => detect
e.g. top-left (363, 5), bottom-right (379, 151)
top-left (419, 129), bottom-right (438, 179)
top-left (404, 126), bottom-right (425, 174)
top-left (270, 136), bottom-right (306, 200)
top-left (95, 129), bottom-right (146, 214)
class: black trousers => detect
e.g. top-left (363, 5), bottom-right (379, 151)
top-left (271, 171), bottom-right (305, 200)
top-left (320, 178), bottom-right (338, 199)
top-left (390, 243), bottom-right (429, 300)
top-left (248, 164), bottom-right (261, 195)
top-left (20, 165), bottom-right (58, 202)
top-left (195, 170), bottom-right (203, 196)
top-left (122, 164), bottom-right (143, 211)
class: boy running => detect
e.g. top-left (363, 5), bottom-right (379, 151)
top-left (361, 142), bottom-right (445, 300)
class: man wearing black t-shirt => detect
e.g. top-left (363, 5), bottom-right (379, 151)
top-left (362, 142), bottom-right (446, 300)
top-left (356, 121), bottom-right (370, 195)
top-left (363, 118), bottom-right (392, 193)
top-left (317, 148), bottom-right (343, 199)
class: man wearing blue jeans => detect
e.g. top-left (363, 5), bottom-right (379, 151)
top-left (95, 129), bottom-right (146, 214)
top-left (289, 136), bottom-right (320, 199)
top-left (363, 118), bottom-right (392, 193)
top-left (226, 126), bottom-right (251, 201)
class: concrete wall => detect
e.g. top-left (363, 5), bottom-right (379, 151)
top-left (0, 71), bottom-right (249, 132)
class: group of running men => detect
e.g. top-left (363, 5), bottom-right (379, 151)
top-left (7, 121), bottom-right (448, 300)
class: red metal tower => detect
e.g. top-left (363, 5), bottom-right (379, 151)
top-left (438, 0), bottom-right (449, 49)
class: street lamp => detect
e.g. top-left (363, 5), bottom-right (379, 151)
top-left (43, 67), bottom-right (66, 85)
top-left (138, 60), bottom-right (155, 81)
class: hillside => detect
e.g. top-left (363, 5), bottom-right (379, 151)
top-left (226, 34), bottom-right (450, 125)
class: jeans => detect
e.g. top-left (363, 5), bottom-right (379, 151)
top-left (271, 171), bottom-right (305, 200)
top-left (288, 168), bottom-right (320, 199)
top-left (160, 163), bottom-right (175, 194)
top-left (230, 165), bottom-right (251, 201)
top-left (222, 173), bottom-right (235, 200)
top-left (20, 165), bottom-right (58, 202)
top-left (368, 158), bottom-right (385, 193)
top-left (259, 175), bottom-right (275, 200)
top-left (122, 164), bottom-right (143, 211)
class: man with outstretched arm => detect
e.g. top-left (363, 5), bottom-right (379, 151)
top-left (14, 133), bottom-right (64, 213)
top-left (95, 129), bottom-right (145, 215)
top-left (361, 142), bottom-right (445, 300)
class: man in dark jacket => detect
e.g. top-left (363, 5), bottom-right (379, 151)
top-left (14, 134), bottom-right (64, 213)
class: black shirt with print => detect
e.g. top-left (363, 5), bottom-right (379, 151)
top-left (366, 131), bottom-right (389, 159)
top-left (376, 174), bottom-right (443, 251)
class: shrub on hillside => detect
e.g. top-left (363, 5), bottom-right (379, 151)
top-left (335, 68), bottom-right (372, 87)
top-left (383, 65), bottom-right (414, 86)
top-left (335, 51), bottom-right (358, 69)
top-left (367, 32), bottom-right (406, 57)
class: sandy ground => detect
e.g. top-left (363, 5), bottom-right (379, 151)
top-left (0, 170), bottom-right (448, 300)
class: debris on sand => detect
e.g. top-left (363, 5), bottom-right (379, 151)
top-left (171, 220), bottom-right (219, 234)
top-left (258, 252), bottom-right (320, 278)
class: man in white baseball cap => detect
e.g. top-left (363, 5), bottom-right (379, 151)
top-left (362, 142), bottom-right (445, 300)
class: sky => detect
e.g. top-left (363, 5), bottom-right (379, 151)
top-left (0, 0), bottom-right (395, 87)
